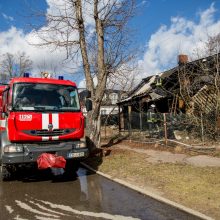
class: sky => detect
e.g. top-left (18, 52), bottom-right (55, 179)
top-left (0, 0), bottom-right (220, 87)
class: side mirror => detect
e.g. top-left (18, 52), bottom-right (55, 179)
top-left (85, 99), bottom-right (92, 112)
top-left (7, 104), bottom-right (12, 111)
top-left (84, 90), bottom-right (91, 98)
top-left (2, 112), bottom-right (8, 118)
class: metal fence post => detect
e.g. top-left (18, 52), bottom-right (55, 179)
top-left (200, 112), bottom-right (205, 145)
top-left (128, 105), bottom-right (132, 142)
top-left (163, 113), bottom-right (168, 146)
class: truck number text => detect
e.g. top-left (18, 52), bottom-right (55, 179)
top-left (19, 114), bottom-right (32, 121)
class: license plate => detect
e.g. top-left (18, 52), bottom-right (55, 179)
top-left (68, 152), bottom-right (84, 158)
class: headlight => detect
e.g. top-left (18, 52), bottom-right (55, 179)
top-left (75, 142), bottom-right (86, 148)
top-left (4, 145), bottom-right (23, 153)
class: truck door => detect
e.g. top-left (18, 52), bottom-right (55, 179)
top-left (0, 88), bottom-right (9, 130)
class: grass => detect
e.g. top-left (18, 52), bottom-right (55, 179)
top-left (84, 148), bottom-right (220, 219)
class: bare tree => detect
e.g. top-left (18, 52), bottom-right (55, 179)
top-left (33, 0), bottom-right (136, 148)
top-left (206, 33), bottom-right (220, 55)
top-left (107, 62), bottom-right (139, 92)
top-left (0, 73), bottom-right (8, 84)
top-left (102, 62), bottom-right (139, 138)
top-left (1, 52), bottom-right (33, 79)
top-left (1, 53), bottom-right (14, 78)
top-left (17, 52), bottom-right (33, 76)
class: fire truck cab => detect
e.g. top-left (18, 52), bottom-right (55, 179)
top-left (0, 75), bottom-right (90, 180)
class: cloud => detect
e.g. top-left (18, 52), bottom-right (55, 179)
top-left (0, 26), bottom-right (80, 78)
top-left (140, 3), bottom-right (220, 77)
top-left (0, 0), bottom-right (90, 79)
top-left (2, 13), bottom-right (14, 21)
top-left (78, 79), bottom-right (86, 89)
top-left (0, 0), bottom-right (108, 84)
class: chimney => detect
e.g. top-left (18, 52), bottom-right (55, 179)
top-left (178, 54), bottom-right (188, 65)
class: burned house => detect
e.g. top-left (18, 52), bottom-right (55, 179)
top-left (118, 53), bottom-right (220, 133)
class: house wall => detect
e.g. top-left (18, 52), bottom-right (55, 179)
top-left (100, 106), bottom-right (119, 115)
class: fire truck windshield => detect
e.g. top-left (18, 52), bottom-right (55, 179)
top-left (13, 83), bottom-right (80, 112)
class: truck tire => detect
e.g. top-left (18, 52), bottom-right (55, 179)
top-left (0, 131), bottom-right (11, 165)
top-left (65, 160), bottom-right (80, 177)
top-left (1, 165), bottom-right (14, 181)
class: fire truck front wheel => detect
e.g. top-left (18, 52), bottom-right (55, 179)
top-left (64, 160), bottom-right (80, 176)
top-left (1, 165), bottom-right (16, 181)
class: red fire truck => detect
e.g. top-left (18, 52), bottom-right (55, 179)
top-left (0, 74), bottom-right (91, 181)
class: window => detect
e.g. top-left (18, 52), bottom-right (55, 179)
top-left (102, 94), bottom-right (107, 101)
top-left (110, 93), bottom-right (118, 104)
top-left (101, 109), bottom-right (107, 115)
top-left (2, 89), bottom-right (9, 113)
top-left (13, 83), bottom-right (80, 112)
top-left (121, 93), bottom-right (128, 100)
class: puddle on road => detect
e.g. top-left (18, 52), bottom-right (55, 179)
top-left (0, 167), bottom-right (199, 220)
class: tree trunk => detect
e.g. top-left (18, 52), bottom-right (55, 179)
top-left (86, 112), bottom-right (101, 150)
top-left (75, 0), bottom-right (107, 149)
top-left (34, 0), bottom-right (135, 150)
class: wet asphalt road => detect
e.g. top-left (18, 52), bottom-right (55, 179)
top-left (0, 166), bottom-right (201, 220)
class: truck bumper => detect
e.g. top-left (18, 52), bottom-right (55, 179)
top-left (1, 141), bottom-right (89, 165)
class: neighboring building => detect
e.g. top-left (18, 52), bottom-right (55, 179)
top-left (100, 89), bottom-right (127, 116)
top-left (79, 89), bottom-right (127, 117)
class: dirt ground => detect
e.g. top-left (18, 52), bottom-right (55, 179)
top-left (84, 135), bottom-right (220, 219)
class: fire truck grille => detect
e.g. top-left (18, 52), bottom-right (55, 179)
top-left (23, 129), bottom-right (75, 136)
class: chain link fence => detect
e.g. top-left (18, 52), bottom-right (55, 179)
top-left (101, 114), bottom-right (119, 126)
top-left (120, 112), bottom-right (220, 145)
